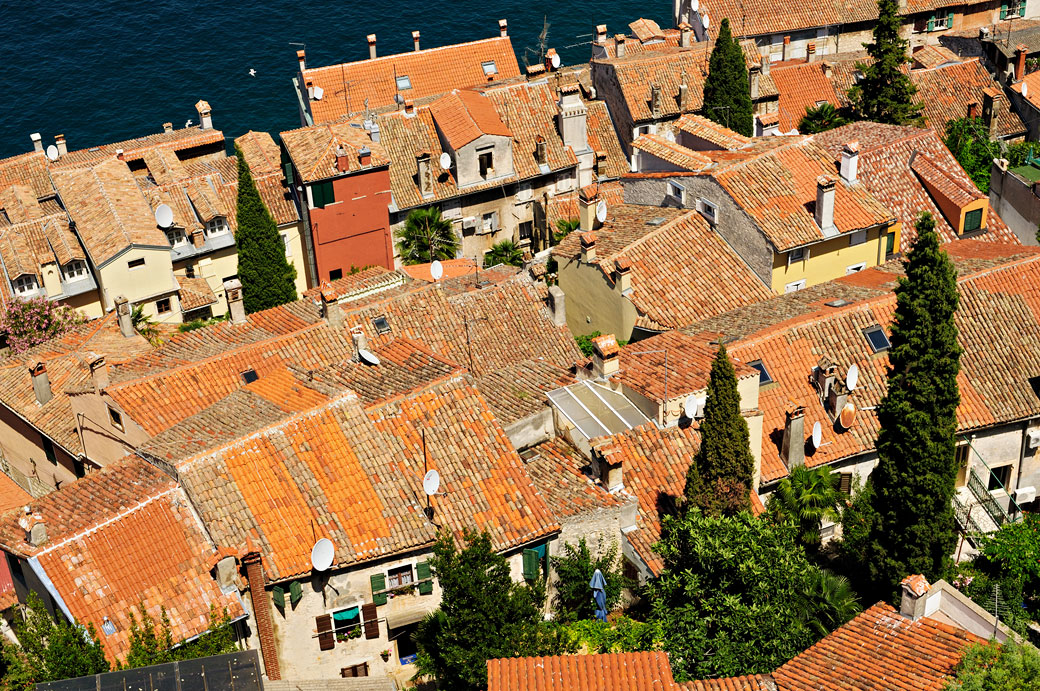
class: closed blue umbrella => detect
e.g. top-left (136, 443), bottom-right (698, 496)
top-left (590, 568), bottom-right (607, 622)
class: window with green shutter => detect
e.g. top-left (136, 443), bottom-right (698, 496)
top-left (272, 585), bottom-right (286, 610)
top-left (927, 15), bottom-right (935, 31)
top-left (522, 549), bottom-right (540, 580)
top-left (290, 580), bottom-right (303, 606)
top-left (417, 561), bottom-right (433, 595)
top-left (1001, 3), bottom-right (1009, 19)
top-left (370, 573), bottom-right (387, 605)
top-left (963, 208), bottom-right (984, 233)
top-left (885, 232), bottom-right (896, 257)
top-left (312, 181), bottom-right (335, 209)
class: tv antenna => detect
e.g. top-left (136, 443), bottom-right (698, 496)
top-left (845, 363), bottom-right (859, 391)
top-left (596, 199), bottom-right (608, 224)
top-left (358, 348), bottom-right (380, 366)
top-left (810, 420), bottom-right (822, 449)
top-left (154, 203), bottom-right (174, 229)
top-left (523, 16), bottom-right (551, 67)
top-left (45, 145), bottom-right (59, 162)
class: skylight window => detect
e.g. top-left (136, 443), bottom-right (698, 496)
top-left (749, 360), bottom-right (773, 386)
top-left (373, 316), bottom-right (391, 334)
top-left (864, 326), bottom-right (891, 352)
top-left (241, 369), bottom-right (259, 384)
top-left (396, 75), bottom-right (412, 90)
top-left (482, 60), bottom-right (498, 76)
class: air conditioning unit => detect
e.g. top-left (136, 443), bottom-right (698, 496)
top-left (1028, 429), bottom-right (1040, 448)
top-left (1015, 486), bottom-right (1036, 504)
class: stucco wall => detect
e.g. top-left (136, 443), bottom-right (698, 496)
top-left (770, 225), bottom-right (893, 292)
top-left (308, 168), bottom-right (394, 281)
top-left (989, 164), bottom-right (1040, 245)
top-left (454, 135), bottom-right (515, 190)
top-left (97, 247), bottom-right (180, 321)
top-left (557, 256), bottom-right (637, 339)
top-left (0, 406), bottom-right (79, 494)
top-left (69, 391), bottom-right (150, 467)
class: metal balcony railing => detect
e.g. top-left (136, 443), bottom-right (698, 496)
top-left (967, 468), bottom-right (1012, 528)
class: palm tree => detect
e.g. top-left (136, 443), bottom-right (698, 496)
top-left (484, 240), bottom-right (523, 268)
top-left (554, 218), bottom-right (579, 245)
top-left (130, 305), bottom-right (161, 345)
top-left (798, 102), bottom-right (848, 134)
top-left (799, 569), bottom-right (862, 637)
top-left (767, 466), bottom-right (844, 551)
top-left (396, 207), bottom-right (459, 265)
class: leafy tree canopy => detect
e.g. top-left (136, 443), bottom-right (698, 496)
top-left (944, 639), bottom-right (1040, 690)
top-left (550, 539), bottom-right (633, 623)
top-left (702, 18), bottom-right (754, 136)
top-left (766, 466), bottom-right (845, 553)
top-left (397, 207), bottom-right (459, 264)
top-left (799, 102), bottom-right (849, 134)
top-left (485, 240), bottom-right (523, 268)
top-left (119, 605), bottom-right (237, 670)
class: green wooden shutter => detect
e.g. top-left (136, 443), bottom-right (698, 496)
top-left (963, 208), bottom-right (984, 232)
top-left (417, 561), bottom-right (433, 595)
top-left (947, 9), bottom-right (954, 27)
top-left (272, 585), bottom-right (285, 610)
top-left (1001, 3), bottom-right (1009, 19)
top-left (927, 15), bottom-right (935, 31)
top-left (522, 549), bottom-right (539, 580)
top-left (370, 573), bottom-right (387, 605)
top-left (289, 580), bottom-right (303, 605)
top-left (885, 232), bottom-right (896, 256)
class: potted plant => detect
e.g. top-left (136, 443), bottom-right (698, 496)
top-left (380, 649), bottom-right (391, 662)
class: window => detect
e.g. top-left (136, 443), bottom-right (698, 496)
top-left (128, 258), bottom-right (145, 270)
top-left (280, 232), bottom-right (292, 257)
top-left (697, 198), bottom-right (717, 224)
top-left (749, 359), bottom-right (773, 385)
top-left (108, 406), bottom-right (123, 431)
top-left (482, 60), bottom-right (498, 76)
top-left (848, 230), bottom-right (867, 246)
top-left (785, 279), bottom-right (806, 293)
top-left (864, 325), bottom-right (891, 352)
top-left (387, 564), bottom-right (414, 589)
top-left (789, 247), bottom-right (806, 263)
top-left (241, 369), bottom-right (259, 384)
top-left (42, 438), bottom-right (56, 465)
top-left (395, 75), bottom-right (412, 90)
top-left (956, 444), bottom-right (970, 486)
top-left (329, 268), bottom-right (343, 281)
top-left (518, 221), bottom-right (533, 241)
top-left (846, 262), bottom-right (866, 274)
top-left (963, 208), bottom-right (983, 233)
top-left (988, 464), bottom-right (1013, 492)
top-left (61, 260), bottom-right (88, 281)
top-left (667, 182), bottom-right (686, 204)
top-left (311, 181), bottom-right (335, 209)
top-left (927, 10), bottom-right (953, 30)
top-left (332, 606), bottom-right (361, 639)
top-left (156, 298), bottom-right (171, 314)
top-left (166, 228), bottom-right (188, 247)
top-left (635, 125), bottom-right (651, 137)
top-left (1002, 0), bottom-right (1026, 19)
top-left (482, 212), bottom-right (495, 232)
top-left (478, 151), bottom-right (494, 178)
top-left (522, 543), bottom-right (547, 580)
top-left (885, 232), bottom-right (896, 257)
top-left (372, 316), bottom-right (391, 334)
top-left (204, 217), bottom-right (229, 237)
top-left (12, 275), bottom-right (38, 295)
top-left (839, 472), bottom-right (853, 494)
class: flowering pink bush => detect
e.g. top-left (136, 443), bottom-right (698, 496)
top-left (0, 297), bottom-right (84, 354)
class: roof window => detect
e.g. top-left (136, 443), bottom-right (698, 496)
top-left (749, 360), bottom-right (773, 386)
top-left (864, 325), bottom-right (891, 352)
top-left (241, 369), bottom-right (259, 384)
top-left (101, 617), bottom-right (116, 636)
top-left (482, 60), bottom-right (498, 76)
top-left (372, 316), bottom-right (391, 334)
top-left (396, 75), bottom-right (412, 90)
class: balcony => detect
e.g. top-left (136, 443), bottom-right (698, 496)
top-left (954, 463), bottom-right (1024, 546)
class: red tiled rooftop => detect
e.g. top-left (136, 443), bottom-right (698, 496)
top-left (489, 651), bottom-right (685, 691)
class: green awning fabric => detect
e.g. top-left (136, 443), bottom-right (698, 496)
top-left (532, 543), bottom-right (546, 559)
top-left (333, 607), bottom-right (359, 622)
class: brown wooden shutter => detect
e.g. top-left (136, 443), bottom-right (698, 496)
top-left (316, 614), bottom-right (334, 651)
top-left (362, 603), bottom-right (379, 640)
top-left (839, 472), bottom-right (853, 495)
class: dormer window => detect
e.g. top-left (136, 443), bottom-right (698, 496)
top-left (396, 75), bottom-right (412, 90)
top-left (963, 208), bottom-right (983, 233)
top-left (166, 228), bottom-right (188, 247)
top-left (749, 360), bottom-right (774, 386)
top-left (204, 217), bottom-right (229, 238)
top-left (478, 150), bottom-right (494, 178)
top-left (697, 198), bottom-right (717, 224)
top-left (482, 61), bottom-right (498, 76)
top-left (61, 260), bottom-right (88, 282)
top-left (12, 275), bottom-right (38, 295)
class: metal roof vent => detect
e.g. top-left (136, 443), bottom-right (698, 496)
top-left (101, 617), bottom-right (116, 636)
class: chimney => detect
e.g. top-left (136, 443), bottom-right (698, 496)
top-left (30, 133), bottom-right (43, 153)
top-left (815, 175), bottom-right (836, 233)
top-left (840, 141), bottom-right (859, 183)
top-left (615, 35), bottom-right (626, 58)
top-left (416, 152), bottom-right (433, 197)
top-left (195, 100), bottom-right (213, 130)
top-left (679, 82), bottom-right (689, 110)
top-left (358, 146), bottom-right (372, 167)
top-left (545, 48), bottom-right (559, 72)
top-left (826, 377), bottom-right (850, 422)
top-left (968, 100), bottom-right (980, 119)
top-left (115, 149), bottom-right (125, 161)
top-left (781, 406), bottom-right (806, 469)
top-left (650, 84), bottom-right (662, 117)
top-left (535, 135), bottom-right (547, 163)
top-left (412, 30), bottom-right (421, 51)
top-left (499, 18), bottom-right (508, 37)
top-left (983, 87), bottom-right (1002, 138)
top-left (243, 553), bottom-right (281, 680)
top-left (807, 41), bottom-right (817, 63)
top-left (321, 287), bottom-right (344, 330)
top-left (223, 278), bottom-right (247, 325)
top-left (821, 60), bottom-right (833, 79)
top-left (367, 34), bottom-right (377, 59)
top-left (557, 86), bottom-right (589, 152)
top-left (614, 259), bottom-right (632, 292)
top-left (162, 122), bottom-right (173, 133)
top-left (27, 519), bottom-right (46, 548)
top-left (29, 363), bottom-right (52, 406)
top-left (336, 146), bottom-right (349, 172)
top-left (899, 575), bottom-right (931, 621)
top-left (191, 228), bottom-right (205, 248)
top-left (782, 35), bottom-right (791, 62)
top-left (296, 48), bottom-right (306, 72)
top-left (591, 333), bottom-right (620, 379)
top-left (813, 359), bottom-right (837, 405)
top-left (1016, 44), bottom-right (1028, 80)
top-left (596, 24), bottom-right (608, 44)
top-left (579, 185), bottom-right (600, 232)
top-left (580, 232), bottom-right (597, 263)
top-left (55, 134), bottom-right (67, 157)
top-left (114, 295), bottom-right (135, 337)
top-left (679, 22), bottom-right (693, 48)
top-left (761, 53), bottom-right (771, 76)
top-left (548, 285), bottom-right (567, 327)
top-left (350, 329), bottom-right (369, 361)
top-left (404, 99), bottom-right (415, 116)
top-left (750, 66), bottom-right (761, 99)
top-left (367, 120), bottom-right (381, 142)
top-left (527, 64), bottom-right (547, 80)
top-left (89, 356), bottom-right (109, 393)
top-left (597, 450), bottom-right (624, 491)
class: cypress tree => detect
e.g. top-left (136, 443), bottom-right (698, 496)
top-left (234, 146), bottom-right (297, 314)
top-left (683, 343), bottom-right (755, 515)
top-left (849, 0), bottom-right (923, 125)
top-left (866, 212), bottom-right (961, 595)
top-left (702, 18), bottom-right (754, 137)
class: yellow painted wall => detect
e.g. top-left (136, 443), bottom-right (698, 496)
top-left (770, 223), bottom-right (899, 292)
top-left (956, 199), bottom-right (989, 234)
top-left (280, 221), bottom-right (310, 296)
top-left (97, 248), bottom-right (181, 322)
top-left (63, 290), bottom-right (104, 319)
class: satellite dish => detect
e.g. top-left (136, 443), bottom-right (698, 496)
top-left (845, 363), bottom-right (859, 391)
top-left (1024, 83), bottom-right (1030, 98)
top-left (310, 538), bottom-right (335, 571)
top-left (439, 151), bottom-right (452, 170)
top-left (45, 145), bottom-right (59, 162)
top-left (811, 421), bottom-right (822, 449)
top-left (702, 14), bottom-right (711, 29)
top-left (430, 259), bottom-right (444, 280)
top-left (838, 401), bottom-right (857, 430)
top-left (595, 199), bottom-right (607, 224)
top-left (313, 85), bottom-right (324, 100)
top-left (358, 348), bottom-right (380, 366)
top-left (423, 469), bottom-right (441, 496)
top-left (691, 0), bottom-right (699, 11)
top-left (550, 53), bottom-right (562, 69)
top-left (154, 203), bottom-right (174, 229)
top-left (684, 394), bottom-right (699, 419)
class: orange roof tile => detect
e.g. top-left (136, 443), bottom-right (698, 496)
top-left (301, 265), bottom-right (411, 301)
top-left (401, 258), bottom-right (478, 282)
top-left (911, 59), bottom-right (1025, 139)
top-left (523, 437), bottom-right (625, 519)
top-left (633, 135), bottom-right (713, 170)
top-left (430, 90), bottom-right (513, 150)
top-left (488, 651), bottom-right (686, 691)
top-left (770, 61), bottom-right (842, 133)
top-left (675, 114), bottom-right (753, 150)
top-left (0, 474), bottom-right (30, 515)
top-left (280, 121), bottom-right (391, 183)
top-left (700, 0), bottom-right (882, 39)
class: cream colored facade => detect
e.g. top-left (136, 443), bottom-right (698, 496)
top-left (557, 257), bottom-right (638, 339)
top-left (97, 247), bottom-right (182, 323)
top-left (771, 223), bottom-right (901, 293)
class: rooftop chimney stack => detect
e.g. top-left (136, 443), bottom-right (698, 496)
top-left (983, 87), bottom-right (1001, 138)
top-left (545, 48), bottom-right (559, 72)
top-left (615, 35), bottom-right (626, 58)
top-left (750, 66), bottom-right (761, 99)
top-left (899, 575), bottom-right (931, 621)
top-left (417, 152), bottom-right (434, 197)
top-left (840, 141), bottom-right (859, 183)
top-left (358, 146), bottom-right (372, 167)
top-left (535, 135), bottom-right (547, 163)
top-left (821, 60), bottom-right (832, 78)
top-left (580, 232), bottom-right (597, 263)
top-left (27, 519), bottom-right (46, 548)
top-left (29, 362), bottom-right (51, 406)
top-left (297, 49), bottom-right (306, 72)
top-left (350, 327), bottom-right (368, 357)
top-left (89, 356), bottom-right (109, 393)
top-left (223, 278), bottom-right (247, 325)
top-left (336, 146), bottom-right (349, 172)
top-left (815, 175), bottom-right (836, 233)
top-left (163, 122), bottom-right (173, 133)
top-left (968, 100), bottom-right (980, 119)
top-left (761, 53), bottom-right (771, 76)
top-left (558, 85), bottom-right (588, 152)
top-left (782, 35), bottom-right (791, 62)
top-left (595, 24), bottom-right (608, 44)
top-left (781, 406), bottom-right (806, 469)
top-left (1016, 44), bottom-right (1028, 81)
top-left (679, 81), bottom-right (689, 110)
top-left (54, 134), bottom-right (67, 157)
top-left (321, 287), bottom-right (344, 330)
top-left (114, 296), bottom-right (135, 337)
top-left (30, 133), bottom-right (43, 153)
top-left (679, 22), bottom-right (693, 48)
top-left (591, 334), bottom-right (620, 379)
top-left (650, 84), bottom-right (662, 116)
top-left (367, 34), bottom-right (377, 59)
top-left (413, 30), bottom-right (421, 51)
top-left (548, 285), bottom-right (567, 327)
top-left (195, 100), bottom-right (213, 130)
top-left (499, 19), bottom-right (508, 37)
top-left (115, 149), bottom-right (125, 161)
top-left (404, 99), bottom-right (415, 116)
top-left (807, 41), bottom-right (817, 62)
top-left (191, 228), bottom-right (205, 248)
top-left (579, 185), bottom-right (601, 232)
top-left (614, 259), bottom-right (632, 293)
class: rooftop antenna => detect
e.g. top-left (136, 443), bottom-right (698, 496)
top-left (154, 203), bottom-right (174, 229)
top-left (45, 145), bottom-right (59, 162)
top-left (421, 429), bottom-right (441, 521)
top-left (310, 538), bottom-right (335, 571)
top-left (846, 363), bottom-right (859, 391)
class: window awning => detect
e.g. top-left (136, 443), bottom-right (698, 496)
top-left (333, 606), bottom-right (359, 622)
top-left (385, 604), bottom-right (436, 630)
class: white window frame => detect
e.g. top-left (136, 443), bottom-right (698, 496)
top-left (12, 275), bottom-right (38, 295)
top-left (167, 228), bottom-right (188, 247)
top-left (482, 60), bottom-right (498, 76)
top-left (848, 230), bottom-right (867, 246)
top-left (481, 211), bottom-right (495, 233)
top-left (280, 232), bottom-right (292, 258)
top-left (478, 150), bottom-right (494, 178)
top-left (788, 247), bottom-right (806, 265)
top-left (204, 217), bottom-right (229, 238)
top-left (61, 260), bottom-right (88, 282)
top-left (697, 198), bottom-right (717, 224)
top-left (667, 182), bottom-right (686, 204)
top-left (846, 262), bottom-right (867, 274)
top-left (155, 297), bottom-right (172, 314)
top-left (785, 279), bottom-right (807, 293)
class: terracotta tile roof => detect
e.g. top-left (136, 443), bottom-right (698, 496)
top-left (489, 651), bottom-right (685, 690)
top-left (430, 89), bottom-right (513, 149)
top-left (553, 204), bottom-right (687, 262)
top-left (682, 676), bottom-right (772, 691)
top-left (1011, 69), bottom-right (1040, 110)
top-left (234, 131), bottom-right (281, 176)
top-left (770, 61), bottom-right (842, 133)
top-left (52, 126), bottom-right (226, 169)
top-left (629, 18), bottom-right (667, 43)
top-left (772, 602), bottom-right (983, 690)
top-left (601, 46), bottom-right (712, 123)
top-left (699, 0), bottom-right (879, 38)
top-left (586, 100), bottom-right (632, 179)
top-left (545, 181), bottom-right (625, 229)
top-left (675, 114), bottom-right (752, 150)
top-left (401, 258), bottom-right (477, 282)
top-left (475, 358), bottom-right (574, 426)
top-left (633, 135), bottom-right (713, 170)
top-left (302, 35), bottom-right (521, 124)
top-left (482, 81), bottom-right (581, 179)
top-left (232, 132), bottom-right (301, 227)
top-left (598, 29), bottom-right (684, 59)
top-left (178, 276), bottom-right (219, 312)
top-left (302, 266), bottom-right (412, 301)
top-left (0, 153), bottom-right (54, 200)
top-left (912, 44), bottom-right (962, 70)
top-left (0, 214), bottom-right (83, 287)
top-left (911, 59), bottom-right (1025, 139)
top-left (0, 474), bottom-right (30, 514)
top-left (911, 153), bottom-right (982, 207)
top-left (0, 184), bottom-right (45, 224)
top-left (280, 121), bottom-right (391, 183)
top-left (522, 437), bottom-right (625, 519)
top-left (812, 123), bottom-right (1019, 250)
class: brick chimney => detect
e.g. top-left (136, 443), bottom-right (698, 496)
top-left (968, 100), bottom-right (980, 119)
top-left (982, 87), bottom-right (1002, 138)
top-left (679, 22), bottom-right (693, 48)
top-left (29, 362), bottom-right (51, 406)
top-left (782, 35), bottom-right (791, 62)
top-left (840, 141), bottom-right (859, 183)
top-left (30, 133), bottom-right (42, 153)
top-left (404, 99), bottom-right (415, 116)
top-left (367, 34), bottom-right (377, 59)
top-left (89, 356), bottom-right (109, 393)
top-left (115, 148), bottom-right (125, 161)
top-left (781, 406), bottom-right (806, 468)
top-left (335, 146), bottom-right (349, 172)
top-left (499, 19), bottom-right (508, 37)
top-left (535, 135), bottom-right (547, 164)
top-left (614, 259), bottom-right (632, 292)
top-left (223, 278), bottom-right (247, 325)
top-left (243, 553), bottom-right (281, 680)
top-left (596, 24), bottom-right (608, 44)
top-left (821, 60), bottom-right (833, 79)
top-left (296, 49), bottom-right (306, 72)
top-left (321, 286), bottom-right (344, 330)
top-left (114, 295), bottom-right (135, 337)
top-left (162, 122), bottom-right (173, 133)
top-left (615, 34), bottom-right (626, 58)
top-left (580, 232), bottom-right (597, 263)
top-left (412, 30), bottom-right (421, 51)
top-left (899, 575), bottom-right (931, 620)
top-left (548, 285), bottom-right (567, 326)
top-left (55, 134), bottom-right (67, 157)
top-left (545, 48), bottom-right (559, 73)
top-left (807, 41), bottom-right (817, 63)
top-left (650, 84), bottom-right (662, 116)
top-left (591, 333), bottom-right (620, 379)
top-left (815, 175), bottom-right (836, 233)
top-left (416, 152), bottom-right (434, 197)
top-left (1016, 44), bottom-right (1028, 80)
top-left (579, 186), bottom-right (600, 232)
top-left (195, 100), bottom-right (213, 130)
top-left (358, 146), bottom-right (371, 167)
top-left (191, 228), bottom-right (205, 248)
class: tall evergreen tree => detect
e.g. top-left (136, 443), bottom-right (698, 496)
top-left (683, 344), bottom-right (755, 515)
top-left (234, 146), bottom-right (297, 314)
top-left (848, 0), bottom-right (922, 124)
top-left (865, 212), bottom-right (961, 596)
top-left (702, 19), bottom-right (754, 137)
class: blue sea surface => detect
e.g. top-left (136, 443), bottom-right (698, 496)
top-left (0, 1), bottom-right (669, 159)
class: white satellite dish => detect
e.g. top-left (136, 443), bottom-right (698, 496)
top-left (846, 363), bottom-right (859, 391)
top-left (423, 469), bottom-right (441, 496)
top-left (550, 53), bottom-right (562, 69)
top-left (313, 85), bottom-right (324, 100)
top-left (310, 538), bottom-right (335, 571)
top-left (684, 394), bottom-right (699, 419)
top-left (595, 199), bottom-right (607, 224)
top-left (154, 203), bottom-right (174, 229)
top-left (691, 0), bottom-right (699, 11)
top-left (430, 259), bottom-right (444, 281)
top-left (702, 14), bottom-right (711, 29)
top-left (439, 151), bottom-right (452, 170)
top-left (811, 421), bottom-right (822, 449)
top-left (45, 145), bottom-right (59, 162)
top-left (1024, 83), bottom-right (1030, 98)
top-left (358, 348), bottom-right (380, 366)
